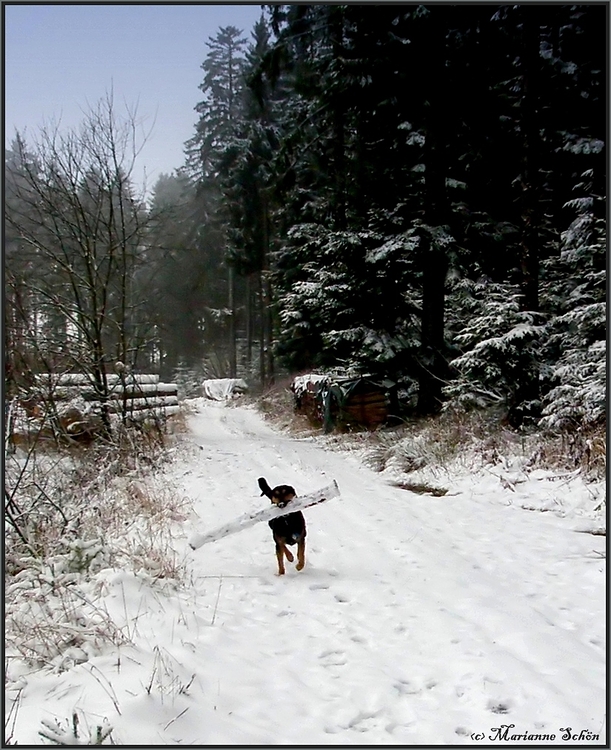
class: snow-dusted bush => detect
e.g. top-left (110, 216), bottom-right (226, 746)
top-left (444, 279), bottom-right (544, 424)
top-left (5, 566), bottom-right (128, 668)
top-left (38, 711), bottom-right (113, 745)
top-left (539, 179), bottom-right (605, 431)
top-left (444, 170), bottom-right (605, 438)
top-left (540, 311), bottom-right (605, 429)
top-left (352, 406), bottom-right (517, 477)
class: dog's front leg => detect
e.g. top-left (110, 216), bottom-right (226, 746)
top-left (275, 540), bottom-right (286, 575)
top-left (296, 538), bottom-right (306, 571)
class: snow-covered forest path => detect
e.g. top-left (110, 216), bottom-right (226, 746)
top-left (9, 400), bottom-right (604, 745)
top-left (168, 401), bottom-right (605, 745)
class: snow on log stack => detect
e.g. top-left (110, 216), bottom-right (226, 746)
top-left (202, 378), bottom-right (248, 401)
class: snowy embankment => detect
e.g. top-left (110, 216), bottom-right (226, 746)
top-left (6, 399), bottom-right (606, 745)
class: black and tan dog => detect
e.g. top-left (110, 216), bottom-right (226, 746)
top-left (258, 477), bottom-right (306, 575)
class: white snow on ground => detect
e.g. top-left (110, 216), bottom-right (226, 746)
top-left (6, 399), bottom-right (606, 745)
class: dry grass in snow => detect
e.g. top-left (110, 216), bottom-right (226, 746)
top-left (5, 420), bottom-right (192, 743)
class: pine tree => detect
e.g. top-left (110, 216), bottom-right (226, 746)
top-left (218, 15), bottom-right (278, 383)
top-left (437, 5), bottom-right (605, 428)
top-left (539, 168), bottom-right (605, 430)
top-left (144, 172), bottom-right (212, 376)
top-left (265, 7), bottom-right (428, 378)
top-left (186, 26), bottom-right (248, 181)
top-left (186, 25), bottom-right (248, 377)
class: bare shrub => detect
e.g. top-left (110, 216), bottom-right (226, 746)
top-left (253, 378), bottom-right (316, 435)
top-left (6, 570), bottom-right (129, 668)
top-left (316, 405), bottom-right (605, 486)
top-left (353, 410), bottom-right (495, 476)
top-left (144, 645), bottom-right (197, 700)
top-left (529, 423), bottom-right (606, 479)
top-left (5, 414), bottom-right (190, 670)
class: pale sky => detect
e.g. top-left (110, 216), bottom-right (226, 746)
top-left (4, 3), bottom-right (265, 191)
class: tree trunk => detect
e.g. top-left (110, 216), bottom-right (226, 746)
top-left (265, 273), bottom-right (274, 385)
top-left (245, 273), bottom-right (253, 371)
top-left (330, 6), bottom-right (347, 231)
top-left (417, 10), bottom-right (450, 416)
top-left (228, 264), bottom-right (237, 378)
top-left (258, 270), bottom-right (266, 386)
top-left (508, 8), bottom-right (541, 426)
top-left (260, 191), bottom-right (274, 386)
top-left (519, 8), bottom-right (541, 313)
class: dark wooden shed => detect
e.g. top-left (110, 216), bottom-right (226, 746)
top-left (292, 373), bottom-right (394, 431)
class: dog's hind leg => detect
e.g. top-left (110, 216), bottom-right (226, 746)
top-left (296, 538), bottom-right (306, 571)
top-left (283, 545), bottom-right (294, 563)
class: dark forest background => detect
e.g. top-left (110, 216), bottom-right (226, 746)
top-left (5, 4), bottom-right (606, 432)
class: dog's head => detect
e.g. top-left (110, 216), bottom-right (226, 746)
top-left (270, 484), bottom-right (296, 508)
top-left (258, 477), bottom-right (296, 508)
top-left (259, 477), bottom-right (297, 508)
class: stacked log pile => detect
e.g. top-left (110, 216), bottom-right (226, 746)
top-left (35, 373), bottom-right (179, 431)
top-left (7, 374), bottom-right (180, 448)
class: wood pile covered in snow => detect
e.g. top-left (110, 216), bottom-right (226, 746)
top-left (35, 373), bottom-right (179, 420)
top-left (7, 373), bottom-right (181, 443)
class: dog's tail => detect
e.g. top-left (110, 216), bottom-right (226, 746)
top-left (258, 477), bottom-right (273, 499)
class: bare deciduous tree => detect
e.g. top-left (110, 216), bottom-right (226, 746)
top-left (5, 93), bottom-right (154, 435)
